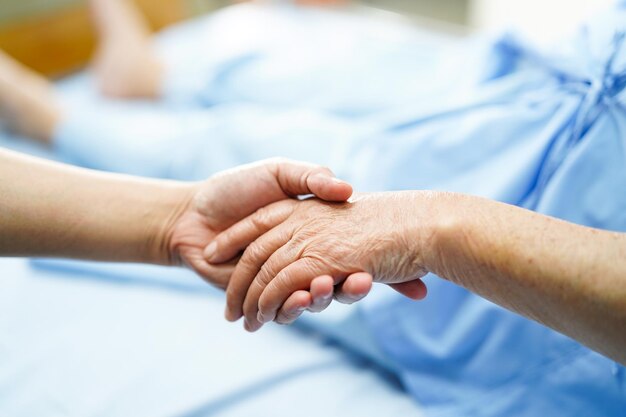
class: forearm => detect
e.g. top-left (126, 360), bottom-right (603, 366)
top-left (0, 149), bottom-right (193, 264)
top-left (417, 192), bottom-right (626, 364)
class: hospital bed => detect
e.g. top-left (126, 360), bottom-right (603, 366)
top-left (0, 256), bottom-right (426, 416)
top-left (0, 4), bottom-right (453, 416)
top-left (5, 2), bottom-right (623, 415)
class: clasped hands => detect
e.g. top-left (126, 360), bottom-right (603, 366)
top-left (167, 158), bottom-right (430, 332)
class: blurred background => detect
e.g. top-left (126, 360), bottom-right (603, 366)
top-left (0, 0), bottom-right (615, 77)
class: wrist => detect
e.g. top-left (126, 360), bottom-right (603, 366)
top-left (419, 192), bottom-right (485, 283)
top-left (146, 181), bottom-right (198, 266)
top-left (400, 191), bottom-right (466, 278)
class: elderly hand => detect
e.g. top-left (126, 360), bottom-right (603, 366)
top-left (206, 192), bottom-right (436, 331)
top-left (166, 158), bottom-right (373, 311)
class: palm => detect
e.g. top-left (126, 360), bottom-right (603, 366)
top-left (170, 175), bottom-right (286, 289)
top-left (172, 209), bottom-right (227, 287)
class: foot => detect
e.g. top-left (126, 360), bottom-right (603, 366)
top-left (0, 51), bottom-right (60, 144)
top-left (89, 0), bottom-right (164, 99)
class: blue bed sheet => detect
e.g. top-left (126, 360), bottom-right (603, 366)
top-left (2, 3), bottom-right (626, 416)
top-left (0, 258), bottom-right (422, 417)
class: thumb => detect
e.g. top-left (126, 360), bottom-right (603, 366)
top-left (271, 159), bottom-right (353, 202)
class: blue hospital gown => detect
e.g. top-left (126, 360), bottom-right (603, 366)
top-left (356, 12), bottom-right (626, 417)
top-left (49, 3), bottom-right (626, 416)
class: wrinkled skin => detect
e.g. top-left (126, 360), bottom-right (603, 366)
top-left (166, 158), bottom-right (372, 316)
top-left (208, 192), bottom-right (434, 332)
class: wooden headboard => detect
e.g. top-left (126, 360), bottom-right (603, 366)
top-left (0, 0), bottom-right (189, 78)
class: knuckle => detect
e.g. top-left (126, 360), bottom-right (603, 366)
top-left (251, 208), bottom-right (271, 230)
top-left (250, 279), bottom-right (268, 301)
top-left (243, 241), bottom-right (265, 264)
top-left (255, 273), bottom-right (270, 290)
top-left (224, 222), bottom-right (247, 240)
top-left (298, 257), bottom-right (322, 276)
top-left (256, 263), bottom-right (277, 287)
top-left (276, 200), bottom-right (297, 219)
top-left (274, 272), bottom-right (296, 294)
top-left (273, 265), bottom-right (307, 294)
top-left (287, 233), bottom-right (310, 253)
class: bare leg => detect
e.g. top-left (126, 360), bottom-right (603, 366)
top-left (0, 51), bottom-right (60, 144)
top-left (89, 0), bottom-right (164, 99)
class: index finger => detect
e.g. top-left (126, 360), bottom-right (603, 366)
top-left (205, 200), bottom-right (296, 264)
top-left (224, 222), bottom-right (293, 322)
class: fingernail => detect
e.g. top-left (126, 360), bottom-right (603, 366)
top-left (244, 319), bottom-right (261, 333)
top-left (257, 311), bottom-right (267, 323)
top-left (224, 306), bottom-right (237, 322)
top-left (320, 294), bottom-right (332, 302)
top-left (312, 173), bottom-right (340, 184)
top-left (330, 177), bottom-right (347, 185)
top-left (289, 307), bottom-right (306, 319)
top-left (204, 241), bottom-right (218, 262)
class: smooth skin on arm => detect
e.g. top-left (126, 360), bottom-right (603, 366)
top-left (0, 148), bottom-right (190, 263)
top-left (208, 191), bottom-right (626, 364)
top-left (0, 149), bottom-right (372, 314)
